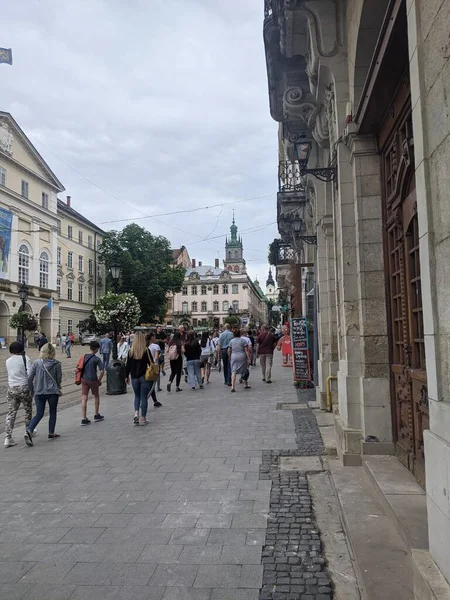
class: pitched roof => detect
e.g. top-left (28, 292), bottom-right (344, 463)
top-left (172, 248), bottom-right (183, 260)
top-left (185, 266), bottom-right (224, 278)
top-left (57, 199), bottom-right (105, 235)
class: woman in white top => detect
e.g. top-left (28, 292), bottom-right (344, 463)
top-left (146, 332), bottom-right (162, 407)
top-left (200, 331), bottom-right (214, 384)
top-left (117, 335), bottom-right (129, 361)
top-left (4, 342), bottom-right (33, 447)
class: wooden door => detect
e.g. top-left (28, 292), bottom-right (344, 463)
top-left (382, 89), bottom-right (428, 487)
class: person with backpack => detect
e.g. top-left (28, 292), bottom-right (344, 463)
top-left (25, 343), bottom-right (62, 446)
top-left (37, 332), bottom-right (48, 351)
top-left (76, 340), bottom-right (105, 426)
top-left (256, 325), bottom-right (277, 384)
top-left (4, 342), bottom-right (33, 448)
top-left (167, 331), bottom-right (183, 392)
top-left (200, 331), bottom-right (213, 384)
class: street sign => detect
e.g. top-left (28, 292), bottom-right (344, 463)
top-left (242, 317), bottom-right (248, 325)
top-left (272, 305), bottom-right (282, 312)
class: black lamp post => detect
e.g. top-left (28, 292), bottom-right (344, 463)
top-left (18, 283), bottom-right (29, 347)
top-left (295, 140), bottom-right (337, 183)
top-left (109, 261), bottom-right (121, 360)
top-left (293, 218), bottom-right (317, 246)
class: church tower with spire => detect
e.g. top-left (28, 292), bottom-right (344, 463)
top-left (265, 268), bottom-right (278, 302)
top-left (224, 212), bottom-right (246, 273)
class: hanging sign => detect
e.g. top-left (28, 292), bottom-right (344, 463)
top-left (290, 317), bottom-right (311, 381)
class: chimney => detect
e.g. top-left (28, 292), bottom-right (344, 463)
top-left (192, 259), bottom-right (196, 268)
top-left (66, 195), bottom-right (71, 207)
top-left (199, 261), bottom-right (202, 267)
top-left (215, 259), bottom-right (219, 268)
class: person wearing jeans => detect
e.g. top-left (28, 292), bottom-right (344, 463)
top-left (131, 376), bottom-right (152, 423)
top-left (126, 332), bottom-right (154, 425)
top-left (167, 332), bottom-right (183, 392)
top-left (218, 324), bottom-right (234, 386)
top-left (256, 325), bottom-right (277, 383)
top-left (26, 343), bottom-right (62, 445)
top-left (184, 331), bottom-right (203, 390)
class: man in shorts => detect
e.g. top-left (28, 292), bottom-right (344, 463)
top-left (80, 340), bottom-right (105, 426)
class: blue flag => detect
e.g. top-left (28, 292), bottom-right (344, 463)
top-left (47, 298), bottom-right (53, 310)
top-left (0, 48), bottom-right (12, 65)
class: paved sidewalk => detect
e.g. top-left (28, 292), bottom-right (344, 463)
top-left (0, 358), bottom-right (298, 600)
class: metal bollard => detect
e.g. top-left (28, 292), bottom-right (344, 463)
top-left (106, 359), bottom-right (127, 395)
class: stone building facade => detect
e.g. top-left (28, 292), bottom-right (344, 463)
top-left (0, 111), bottom-right (104, 342)
top-left (263, 0), bottom-right (450, 593)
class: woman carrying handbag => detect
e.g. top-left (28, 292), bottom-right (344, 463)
top-left (25, 343), bottom-right (62, 446)
top-left (125, 332), bottom-right (158, 426)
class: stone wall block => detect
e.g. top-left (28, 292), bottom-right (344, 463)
top-left (364, 362), bottom-right (390, 379)
top-left (359, 218), bottom-right (383, 245)
top-left (360, 195), bottom-right (383, 220)
top-left (425, 430), bottom-right (450, 519)
top-left (360, 242), bottom-right (385, 272)
top-left (423, 61), bottom-right (450, 157)
top-left (360, 174), bottom-right (382, 197)
top-left (429, 141), bottom-right (450, 244)
top-left (359, 271), bottom-right (386, 300)
top-left (362, 404), bottom-right (393, 441)
top-left (421, 1), bottom-right (450, 94)
top-left (419, 0), bottom-right (447, 41)
top-left (360, 299), bottom-right (387, 336)
top-left (360, 377), bottom-right (391, 408)
top-left (361, 335), bottom-right (389, 365)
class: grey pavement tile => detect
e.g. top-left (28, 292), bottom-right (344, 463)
top-left (196, 514), bottom-right (232, 529)
top-left (118, 491), bottom-right (152, 502)
top-left (64, 542), bottom-right (145, 563)
top-left (92, 527), bottom-right (141, 545)
top-left (25, 584), bottom-right (77, 600)
top-left (124, 527), bottom-right (174, 546)
top-left (198, 480), bottom-right (229, 490)
top-left (211, 589), bottom-right (259, 600)
top-left (219, 501), bottom-right (255, 514)
top-left (128, 514), bottom-right (168, 529)
top-left (69, 585), bottom-right (120, 600)
top-left (123, 502), bottom-right (159, 514)
top-left (150, 564), bottom-right (199, 587)
top-left (105, 563), bottom-right (156, 586)
top-left (63, 561), bottom-right (115, 585)
top-left (0, 582), bottom-right (33, 600)
top-left (207, 490), bottom-right (240, 502)
top-left (252, 501), bottom-right (269, 513)
top-left (193, 565), bottom-right (241, 588)
top-left (60, 527), bottom-right (105, 544)
top-left (160, 514), bottom-right (198, 528)
top-left (163, 473), bottom-right (193, 482)
top-left (115, 587), bottom-right (166, 600)
top-left (238, 490), bottom-right (270, 502)
top-left (0, 562), bottom-right (35, 583)
top-left (91, 502), bottom-right (129, 513)
top-left (19, 560), bottom-right (76, 583)
top-left (62, 514), bottom-right (100, 528)
top-left (239, 565), bottom-right (263, 588)
top-left (219, 545), bottom-right (262, 565)
top-left (0, 543), bottom-right (36, 561)
top-left (93, 513), bottom-right (134, 528)
top-left (169, 528), bottom-right (210, 545)
top-left (22, 543), bottom-right (73, 563)
top-left (60, 502), bottom-right (98, 514)
top-left (245, 529), bottom-right (266, 546)
top-left (137, 544), bottom-right (183, 564)
top-left (178, 544), bottom-right (222, 564)
top-left (207, 529), bottom-right (247, 546)
top-left (175, 490), bottom-right (209, 502)
top-left (161, 587), bottom-right (212, 600)
top-left (231, 514), bottom-right (267, 529)
top-left (89, 491), bottom-right (124, 502)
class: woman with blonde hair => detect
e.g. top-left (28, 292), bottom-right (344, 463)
top-left (125, 331), bottom-right (154, 425)
top-left (25, 343), bottom-right (62, 446)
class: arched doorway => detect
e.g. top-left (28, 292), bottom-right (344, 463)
top-left (0, 301), bottom-right (9, 342)
top-left (39, 305), bottom-right (52, 341)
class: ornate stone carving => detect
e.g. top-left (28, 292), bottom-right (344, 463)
top-left (0, 121), bottom-right (13, 156)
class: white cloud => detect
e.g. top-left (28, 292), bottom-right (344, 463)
top-left (2, 0), bottom-right (278, 285)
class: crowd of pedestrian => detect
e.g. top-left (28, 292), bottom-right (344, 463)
top-left (4, 322), bottom-right (284, 446)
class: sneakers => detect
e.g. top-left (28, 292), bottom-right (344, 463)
top-left (4, 437), bottom-right (17, 448)
top-left (153, 401), bottom-right (162, 408)
top-left (199, 385), bottom-right (204, 390)
top-left (133, 416), bottom-right (139, 425)
top-left (157, 388), bottom-right (162, 392)
top-left (81, 418), bottom-right (91, 426)
top-left (94, 414), bottom-right (104, 422)
top-left (140, 418), bottom-right (149, 426)
top-left (24, 430), bottom-right (34, 447)
top-left (176, 387), bottom-right (182, 392)
top-left (167, 383), bottom-right (171, 392)
top-left (162, 370), bottom-right (166, 376)
top-left (48, 433), bottom-right (60, 439)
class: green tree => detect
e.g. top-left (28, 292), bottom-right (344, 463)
top-left (94, 292), bottom-right (141, 332)
top-left (99, 224), bottom-right (185, 322)
top-left (224, 315), bottom-right (241, 328)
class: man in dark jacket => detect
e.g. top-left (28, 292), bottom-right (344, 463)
top-left (37, 333), bottom-right (48, 350)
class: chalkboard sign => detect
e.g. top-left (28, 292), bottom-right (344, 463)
top-left (290, 318), bottom-right (311, 381)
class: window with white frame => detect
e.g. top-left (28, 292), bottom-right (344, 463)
top-left (57, 278), bottom-right (61, 299)
top-left (213, 284), bottom-right (219, 295)
top-left (192, 301), bottom-right (198, 312)
top-left (67, 319), bottom-right (73, 334)
top-left (223, 301), bottom-right (229, 312)
top-left (222, 284), bottom-right (228, 294)
top-left (182, 286), bottom-right (188, 295)
top-left (88, 286), bottom-right (93, 304)
top-left (232, 300), bottom-right (239, 312)
top-left (213, 301), bottom-right (219, 312)
top-left (21, 180), bottom-right (29, 198)
top-left (88, 235), bottom-right (93, 249)
top-left (57, 246), bottom-right (62, 265)
top-left (201, 301), bottom-right (207, 312)
top-left (201, 285), bottom-right (207, 295)
top-left (42, 192), bottom-right (49, 209)
top-left (56, 220), bottom-right (61, 234)
top-left (182, 301), bottom-right (189, 314)
top-left (191, 285), bottom-right (197, 295)
top-left (78, 283), bottom-right (83, 303)
top-left (68, 225), bottom-right (73, 240)
top-left (0, 167), bottom-right (6, 186)
top-left (232, 284), bottom-right (238, 294)
top-left (18, 244), bottom-right (29, 284)
top-left (88, 258), bottom-right (93, 276)
top-left (67, 252), bottom-right (73, 268)
top-left (39, 251), bottom-right (49, 288)
top-left (78, 230), bottom-right (83, 245)
top-left (67, 281), bottom-right (73, 300)
top-left (78, 255), bottom-right (83, 272)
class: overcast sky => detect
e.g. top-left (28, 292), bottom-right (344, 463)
top-left (2, 0), bottom-right (278, 286)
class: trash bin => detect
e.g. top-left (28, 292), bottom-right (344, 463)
top-left (106, 359), bottom-right (127, 395)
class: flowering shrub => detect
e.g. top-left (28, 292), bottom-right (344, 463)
top-left (94, 292), bottom-right (141, 331)
top-left (9, 312), bottom-right (38, 331)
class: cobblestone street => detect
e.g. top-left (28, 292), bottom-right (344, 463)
top-left (0, 357), bottom-right (336, 600)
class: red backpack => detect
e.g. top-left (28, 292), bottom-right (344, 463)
top-left (75, 354), bottom-right (94, 385)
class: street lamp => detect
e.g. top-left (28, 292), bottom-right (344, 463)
top-left (295, 140), bottom-right (337, 183)
top-left (292, 218), bottom-right (317, 246)
top-left (106, 260), bottom-right (127, 395)
top-left (18, 283), bottom-right (29, 346)
top-left (109, 262), bottom-right (122, 359)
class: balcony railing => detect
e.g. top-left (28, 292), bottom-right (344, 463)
top-left (278, 161), bottom-right (307, 193)
top-left (264, 0), bottom-right (273, 17)
top-left (270, 239), bottom-right (296, 266)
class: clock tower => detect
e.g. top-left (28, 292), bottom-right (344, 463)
top-left (224, 213), bottom-right (246, 273)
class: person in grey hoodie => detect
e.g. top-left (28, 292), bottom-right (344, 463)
top-left (25, 343), bottom-right (62, 446)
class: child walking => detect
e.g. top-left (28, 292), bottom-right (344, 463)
top-left (80, 340), bottom-right (105, 426)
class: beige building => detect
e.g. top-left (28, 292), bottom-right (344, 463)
top-left (57, 196), bottom-right (104, 337)
top-left (263, 0), bottom-right (450, 594)
top-left (168, 219), bottom-right (268, 329)
top-left (0, 111), bottom-right (64, 342)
